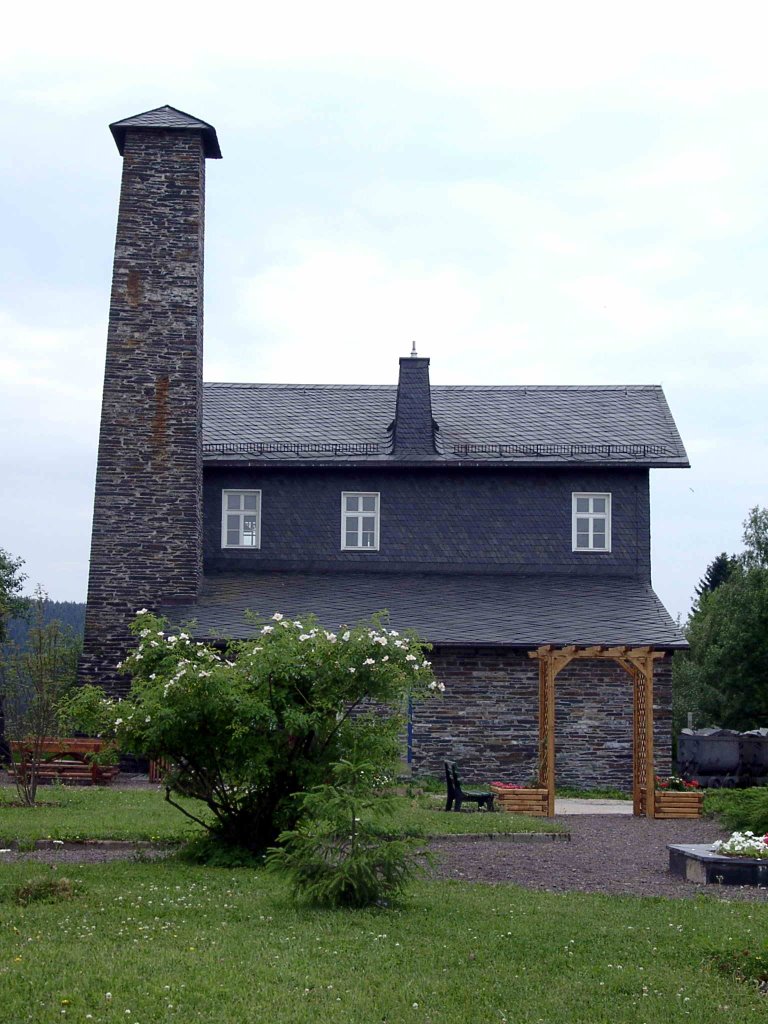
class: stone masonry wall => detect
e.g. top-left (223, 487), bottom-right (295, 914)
top-left (412, 647), bottom-right (672, 790)
top-left (80, 128), bottom-right (206, 695)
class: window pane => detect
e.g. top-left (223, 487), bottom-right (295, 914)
top-left (345, 496), bottom-right (359, 512)
top-left (227, 514), bottom-right (240, 532)
top-left (345, 529), bottom-right (358, 547)
top-left (243, 493), bottom-right (258, 511)
top-left (576, 497), bottom-right (589, 514)
top-left (361, 531), bottom-right (375, 547)
top-left (593, 532), bottom-right (606, 549)
top-left (227, 529), bottom-right (240, 546)
top-left (362, 516), bottom-right (375, 531)
top-left (576, 518), bottom-right (589, 533)
top-left (227, 494), bottom-right (241, 510)
top-left (361, 496), bottom-right (376, 512)
top-left (592, 497), bottom-right (606, 514)
top-left (242, 516), bottom-right (259, 545)
top-left (576, 533), bottom-right (590, 548)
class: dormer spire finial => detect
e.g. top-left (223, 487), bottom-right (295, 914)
top-left (410, 341), bottom-right (418, 358)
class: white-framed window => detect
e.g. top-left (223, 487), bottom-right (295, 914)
top-left (341, 492), bottom-right (380, 550)
top-left (572, 493), bottom-right (611, 552)
top-left (221, 490), bottom-right (261, 548)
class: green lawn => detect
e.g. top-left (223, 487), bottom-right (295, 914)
top-left (0, 860), bottom-right (765, 1023)
top-left (0, 785), bottom-right (563, 845)
top-left (0, 785), bottom-right (211, 844)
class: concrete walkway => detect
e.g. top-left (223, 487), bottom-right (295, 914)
top-left (555, 797), bottom-right (633, 815)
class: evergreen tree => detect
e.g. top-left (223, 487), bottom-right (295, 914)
top-left (694, 551), bottom-right (738, 601)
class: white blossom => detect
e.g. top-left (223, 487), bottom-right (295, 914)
top-left (271, 612), bottom-right (284, 621)
top-left (711, 831), bottom-right (768, 859)
top-left (261, 625), bottom-right (274, 634)
top-left (135, 609), bottom-right (148, 615)
top-left (405, 654), bottom-right (417, 662)
top-left (363, 658), bottom-right (375, 666)
top-left (348, 667), bottom-right (356, 674)
top-left (341, 631), bottom-right (351, 641)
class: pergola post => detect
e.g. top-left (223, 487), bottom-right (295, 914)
top-left (536, 655), bottom-right (556, 816)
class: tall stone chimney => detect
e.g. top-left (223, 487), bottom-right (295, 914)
top-left (392, 354), bottom-right (437, 457)
top-left (79, 106), bottom-right (221, 694)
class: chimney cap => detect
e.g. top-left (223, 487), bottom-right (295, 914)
top-left (109, 104), bottom-right (222, 159)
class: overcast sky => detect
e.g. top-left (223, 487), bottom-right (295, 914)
top-left (1, 1), bottom-right (766, 621)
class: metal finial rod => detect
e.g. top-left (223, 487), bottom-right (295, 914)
top-left (410, 341), bottom-right (418, 357)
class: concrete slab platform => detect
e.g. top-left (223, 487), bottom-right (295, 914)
top-left (555, 798), bottom-right (633, 815)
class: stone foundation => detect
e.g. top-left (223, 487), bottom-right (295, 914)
top-left (412, 647), bottom-right (672, 790)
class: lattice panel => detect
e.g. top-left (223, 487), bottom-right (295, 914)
top-left (538, 660), bottom-right (550, 788)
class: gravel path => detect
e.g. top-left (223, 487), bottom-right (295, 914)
top-left (0, 841), bottom-right (171, 865)
top-left (5, 814), bottom-right (768, 902)
top-left (430, 815), bottom-right (768, 902)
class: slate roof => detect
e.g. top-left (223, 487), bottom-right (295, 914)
top-left (161, 572), bottom-right (687, 648)
top-left (110, 105), bottom-right (222, 158)
top-left (202, 383), bottom-right (688, 467)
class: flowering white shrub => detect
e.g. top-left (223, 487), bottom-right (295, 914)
top-left (711, 831), bottom-right (768, 859)
top-left (68, 610), bottom-right (441, 853)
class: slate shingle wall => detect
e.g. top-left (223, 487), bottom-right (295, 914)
top-left (413, 649), bottom-right (672, 789)
top-left (203, 465), bottom-right (651, 577)
top-left (80, 128), bottom-right (206, 694)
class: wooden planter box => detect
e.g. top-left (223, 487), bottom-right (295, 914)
top-left (490, 785), bottom-right (549, 816)
top-left (639, 788), bottom-right (704, 819)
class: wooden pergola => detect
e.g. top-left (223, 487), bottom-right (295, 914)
top-left (528, 645), bottom-right (666, 817)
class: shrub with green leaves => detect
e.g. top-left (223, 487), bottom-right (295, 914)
top-left (704, 787), bottom-right (768, 834)
top-left (76, 611), bottom-right (438, 852)
top-left (267, 758), bottom-right (428, 907)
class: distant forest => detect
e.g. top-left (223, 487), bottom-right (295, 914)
top-left (5, 601), bottom-right (86, 648)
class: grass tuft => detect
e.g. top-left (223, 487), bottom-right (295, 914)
top-left (12, 876), bottom-right (80, 906)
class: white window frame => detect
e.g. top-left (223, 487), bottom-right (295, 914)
top-left (221, 490), bottom-right (262, 549)
top-left (572, 492), bottom-right (611, 552)
top-left (341, 492), bottom-right (380, 551)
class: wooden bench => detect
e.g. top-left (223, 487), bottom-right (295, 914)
top-left (10, 738), bottom-right (120, 786)
top-left (444, 760), bottom-right (495, 812)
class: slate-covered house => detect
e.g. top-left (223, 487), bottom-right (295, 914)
top-left (80, 106), bottom-right (689, 790)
